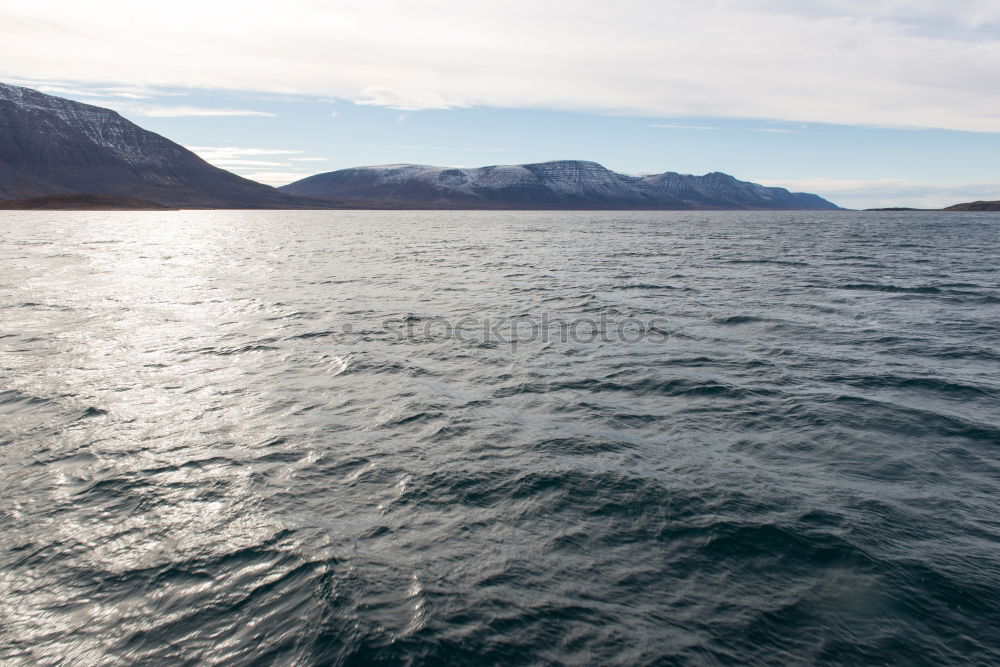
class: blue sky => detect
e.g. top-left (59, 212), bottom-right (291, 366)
top-left (3, 0), bottom-right (1000, 208)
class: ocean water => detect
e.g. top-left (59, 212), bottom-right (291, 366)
top-left (1, 210), bottom-right (998, 665)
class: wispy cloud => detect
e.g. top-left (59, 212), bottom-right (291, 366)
top-left (353, 86), bottom-right (458, 111)
top-left (125, 105), bottom-right (276, 117)
top-left (2, 77), bottom-right (186, 100)
top-left (187, 146), bottom-right (303, 160)
top-left (237, 170), bottom-right (317, 186)
top-left (651, 123), bottom-right (801, 133)
top-left (650, 123), bottom-right (720, 131)
top-left (186, 145), bottom-right (308, 173)
top-left (183, 146), bottom-right (328, 184)
top-left (747, 127), bottom-right (801, 134)
top-left (386, 144), bottom-right (509, 153)
top-left (208, 159), bottom-right (290, 167)
top-left (756, 177), bottom-right (1000, 209)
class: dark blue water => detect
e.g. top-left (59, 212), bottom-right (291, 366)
top-left (1, 210), bottom-right (998, 665)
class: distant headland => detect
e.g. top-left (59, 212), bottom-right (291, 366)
top-left (942, 201), bottom-right (1000, 211)
top-left (865, 201), bottom-right (1000, 212)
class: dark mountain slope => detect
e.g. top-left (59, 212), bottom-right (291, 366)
top-left (0, 83), bottom-right (326, 208)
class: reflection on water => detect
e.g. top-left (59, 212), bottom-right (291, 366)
top-left (1, 210), bottom-right (999, 664)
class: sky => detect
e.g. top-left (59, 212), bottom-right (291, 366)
top-left (3, 0), bottom-right (1000, 209)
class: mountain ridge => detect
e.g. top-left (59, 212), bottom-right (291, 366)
top-left (279, 160), bottom-right (843, 210)
top-left (0, 82), bottom-right (328, 208)
top-left (1, 82), bottom-right (843, 210)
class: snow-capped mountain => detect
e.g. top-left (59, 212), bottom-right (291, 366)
top-left (0, 81), bottom-right (840, 210)
top-left (0, 83), bottom-right (315, 208)
top-left (279, 160), bottom-right (841, 210)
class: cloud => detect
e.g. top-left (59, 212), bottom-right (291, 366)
top-left (208, 159), bottom-right (290, 167)
top-left (187, 146), bottom-right (302, 160)
top-left (183, 146), bottom-right (330, 184)
top-left (4, 1), bottom-right (1000, 130)
top-left (7, 81), bottom-right (270, 116)
top-left (387, 144), bottom-right (509, 153)
top-left (186, 145), bottom-right (309, 172)
top-left (1, 77), bottom-right (184, 100)
top-left (746, 127), bottom-right (800, 134)
top-left (237, 171), bottom-right (317, 186)
top-left (43, 95), bottom-right (278, 117)
top-left (122, 105), bottom-right (275, 117)
top-left (650, 123), bottom-right (801, 133)
top-left (651, 124), bottom-right (720, 131)
top-left (756, 177), bottom-right (1000, 209)
top-left (352, 87), bottom-right (457, 111)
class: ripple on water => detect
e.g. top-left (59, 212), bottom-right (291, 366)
top-left (1, 210), bottom-right (999, 664)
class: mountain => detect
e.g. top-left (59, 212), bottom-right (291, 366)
top-left (943, 200), bottom-right (1000, 211)
top-left (0, 82), bottom-right (841, 211)
top-left (0, 83), bottom-right (324, 208)
top-left (279, 161), bottom-right (841, 210)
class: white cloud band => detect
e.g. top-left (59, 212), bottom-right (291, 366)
top-left (3, 1), bottom-right (1000, 131)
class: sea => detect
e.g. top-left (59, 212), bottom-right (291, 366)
top-left (1, 210), bottom-right (998, 665)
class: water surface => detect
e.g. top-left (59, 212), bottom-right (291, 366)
top-left (1, 210), bottom-right (999, 664)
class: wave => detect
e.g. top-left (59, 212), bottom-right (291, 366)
top-left (836, 283), bottom-right (943, 294)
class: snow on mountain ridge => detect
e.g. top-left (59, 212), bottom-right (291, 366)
top-left (280, 160), bottom-right (842, 209)
top-left (0, 82), bottom-right (177, 168)
top-left (0, 82), bottom-right (314, 206)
